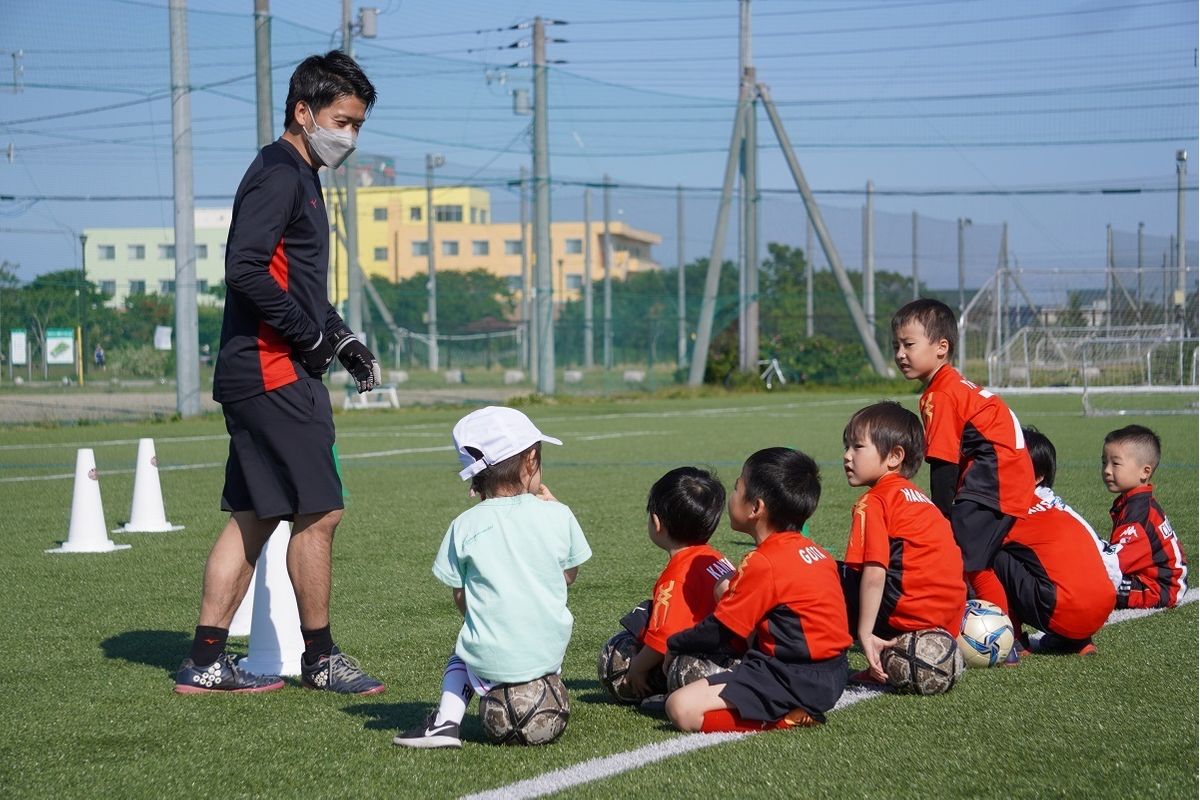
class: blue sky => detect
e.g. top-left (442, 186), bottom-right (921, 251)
top-left (1, 0), bottom-right (1197, 290)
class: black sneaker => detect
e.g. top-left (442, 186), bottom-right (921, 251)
top-left (300, 647), bottom-right (386, 695)
top-left (174, 654), bottom-right (285, 694)
top-left (393, 713), bottom-right (462, 749)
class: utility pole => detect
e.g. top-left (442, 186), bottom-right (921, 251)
top-left (1137, 220), bottom-right (1144, 309)
top-left (169, 0), bottom-right (199, 417)
top-left (425, 153), bottom-right (443, 371)
top-left (911, 211), bottom-right (919, 300)
top-left (341, 1), bottom-right (361, 337)
top-left (805, 212), bottom-right (814, 338)
top-left (1106, 223), bottom-right (1114, 333)
top-left (79, 234), bottom-right (88, 381)
top-left (864, 180), bottom-right (875, 337)
top-left (603, 173), bottom-right (613, 369)
top-left (677, 185), bottom-right (687, 370)
top-left (519, 165), bottom-right (535, 371)
top-left (738, 0), bottom-right (759, 371)
top-left (957, 217), bottom-right (971, 317)
top-left (254, 0), bottom-right (272, 149)
top-left (1176, 149), bottom-right (1187, 316)
top-left (583, 187), bottom-right (594, 369)
top-left (532, 17), bottom-right (554, 393)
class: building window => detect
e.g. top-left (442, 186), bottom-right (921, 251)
top-left (99, 280), bottom-right (116, 295)
top-left (412, 241), bottom-right (429, 256)
top-left (410, 207), bottom-right (422, 222)
top-left (98, 245), bottom-right (116, 260)
top-left (197, 279), bottom-right (209, 294)
top-left (566, 274), bottom-right (583, 291)
top-left (565, 238), bottom-right (583, 254)
top-left (160, 279), bottom-right (176, 294)
top-left (158, 244), bottom-right (175, 259)
top-left (480, 210), bottom-right (488, 224)
top-left (506, 276), bottom-right (523, 292)
top-left (374, 246), bottom-right (389, 261)
top-left (472, 240), bottom-right (489, 256)
top-left (128, 244), bottom-right (146, 260)
top-left (434, 204), bottom-right (463, 222)
top-left (195, 244), bottom-right (208, 259)
top-left (442, 240), bottom-right (459, 256)
top-left (219, 243), bottom-right (227, 258)
top-left (373, 207), bottom-right (388, 221)
top-left (129, 280), bottom-right (146, 294)
top-left (504, 239), bottom-right (522, 256)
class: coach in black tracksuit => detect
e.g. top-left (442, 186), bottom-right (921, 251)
top-left (174, 52), bottom-right (386, 697)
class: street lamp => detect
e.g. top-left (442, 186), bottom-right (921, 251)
top-left (425, 152), bottom-right (444, 372)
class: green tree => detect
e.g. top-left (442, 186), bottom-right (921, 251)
top-left (368, 269), bottom-right (514, 334)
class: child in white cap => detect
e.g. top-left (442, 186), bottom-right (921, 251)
top-left (393, 406), bottom-right (592, 749)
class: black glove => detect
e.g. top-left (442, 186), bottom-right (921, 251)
top-left (295, 332), bottom-right (335, 376)
top-left (329, 327), bottom-right (382, 393)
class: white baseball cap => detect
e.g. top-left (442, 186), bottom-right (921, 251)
top-left (452, 406), bottom-right (563, 480)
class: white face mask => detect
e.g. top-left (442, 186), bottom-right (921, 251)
top-left (300, 110), bottom-right (356, 170)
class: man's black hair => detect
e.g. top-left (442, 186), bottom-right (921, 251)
top-left (284, 50), bottom-right (377, 128)
top-left (741, 447), bottom-right (821, 532)
top-left (1022, 426), bottom-right (1057, 488)
top-left (646, 467), bottom-right (726, 545)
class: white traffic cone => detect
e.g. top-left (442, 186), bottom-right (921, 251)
top-left (46, 449), bottom-right (131, 554)
top-left (228, 574), bottom-right (255, 637)
top-left (113, 438), bottom-right (184, 533)
top-left (239, 522), bottom-right (302, 676)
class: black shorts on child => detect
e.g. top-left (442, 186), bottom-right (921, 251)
top-left (951, 499), bottom-right (1016, 572)
top-left (708, 649), bottom-right (848, 723)
top-left (220, 378), bottom-right (343, 520)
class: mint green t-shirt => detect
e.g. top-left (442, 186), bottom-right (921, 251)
top-left (432, 494), bottom-right (592, 683)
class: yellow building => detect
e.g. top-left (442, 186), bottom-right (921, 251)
top-left (324, 185), bottom-right (661, 306)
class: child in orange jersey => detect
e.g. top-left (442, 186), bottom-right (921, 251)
top-left (620, 467), bottom-right (736, 699)
top-left (891, 299), bottom-right (1035, 617)
top-left (839, 401), bottom-right (966, 684)
top-left (665, 448), bottom-right (850, 733)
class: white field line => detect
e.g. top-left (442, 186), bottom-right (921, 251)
top-left (461, 590), bottom-right (1199, 800)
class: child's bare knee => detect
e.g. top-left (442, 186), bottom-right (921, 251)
top-left (665, 693), bottom-right (702, 732)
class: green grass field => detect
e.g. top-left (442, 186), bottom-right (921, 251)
top-left (1, 390), bottom-right (1196, 798)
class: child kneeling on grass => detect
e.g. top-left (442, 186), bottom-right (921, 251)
top-left (394, 406), bottom-right (592, 749)
top-left (665, 448), bottom-right (851, 733)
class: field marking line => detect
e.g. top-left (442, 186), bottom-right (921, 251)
top-left (461, 590), bottom-right (1198, 800)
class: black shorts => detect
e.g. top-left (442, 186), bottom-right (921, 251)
top-left (708, 650), bottom-right (848, 723)
top-left (951, 500), bottom-right (1016, 572)
top-left (992, 547), bottom-right (1055, 632)
top-left (220, 378), bottom-right (342, 520)
top-left (837, 562), bottom-right (903, 639)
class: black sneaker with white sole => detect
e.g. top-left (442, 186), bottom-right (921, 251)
top-left (174, 653), bottom-right (285, 694)
top-left (300, 647), bottom-right (386, 695)
top-left (393, 713), bottom-right (463, 749)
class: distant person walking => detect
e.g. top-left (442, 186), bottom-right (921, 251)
top-left (175, 51), bottom-right (385, 696)
top-left (93, 344), bottom-right (105, 370)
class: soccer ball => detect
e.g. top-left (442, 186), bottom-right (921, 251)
top-left (479, 674), bottom-right (570, 746)
top-left (957, 599), bottom-right (1015, 668)
top-left (598, 631), bottom-right (650, 703)
top-left (665, 654), bottom-right (739, 693)
top-left (881, 628), bottom-right (965, 694)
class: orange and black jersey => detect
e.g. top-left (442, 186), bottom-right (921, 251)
top-left (714, 531), bottom-right (852, 663)
top-left (1001, 487), bottom-right (1116, 639)
top-left (919, 365), bottom-right (1035, 518)
top-left (1109, 484), bottom-right (1189, 609)
top-left (640, 545), bottom-right (735, 654)
top-left (214, 139), bottom-right (346, 403)
top-left (843, 473), bottom-right (966, 635)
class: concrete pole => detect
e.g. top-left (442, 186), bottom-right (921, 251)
top-left (757, 83), bottom-right (889, 376)
top-left (738, 0), bottom-right (759, 371)
top-left (603, 174), bottom-right (613, 369)
top-left (1176, 149), bottom-right (1187, 314)
top-left (169, 0), bottom-right (200, 417)
top-left (911, 211), bottom-right (919, 300)
top-left (583, 187), bottom-right (594, 369)
top-left (532, 17), bottom-right (554, 393)
top-left (805, 212), bottom-right (814, 338)
top-left (254, 0), bottom-right (272, 149)
top-left (1137, 220), bottom-right (1144, 309)
top-left (864, 180), bottom-right (875, 336)
top-left (677, 185), bottom-right (687, 370)
top-left (957, 217), bottom-right (969, 316)
top-left (519, 165), bottom-right (534, 371)
top-left (425, 154), bottom-right (439, 372)
top-left (341, 0), bottom-right (362, 337)
top-left (1106, 223), bottom-right (1113, 333)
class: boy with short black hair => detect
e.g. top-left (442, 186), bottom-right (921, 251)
top-left (665, 448), bottom-right (850, 733)
top-left (620, 467), bottom-right (736, 698)
top-left (1102, 424), bottom-right (1188, 609)
top-left (891, 298), bottom-right (1035, 617)
top-left (993, 428), bottom-right (1116, 656)
top-left (840, 401), bottom-right (966, 683)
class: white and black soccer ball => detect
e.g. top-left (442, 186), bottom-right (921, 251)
top-left (957, 599), bottom-right (1016, 668)
top-left (597, 631), bottom-right (643, 703)
top-left (881, 628), bottom-right (965, 694)
top-left (665, 654), bottom-right (739, 693)
top-left (479, 674), bottom-right (570, 746)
